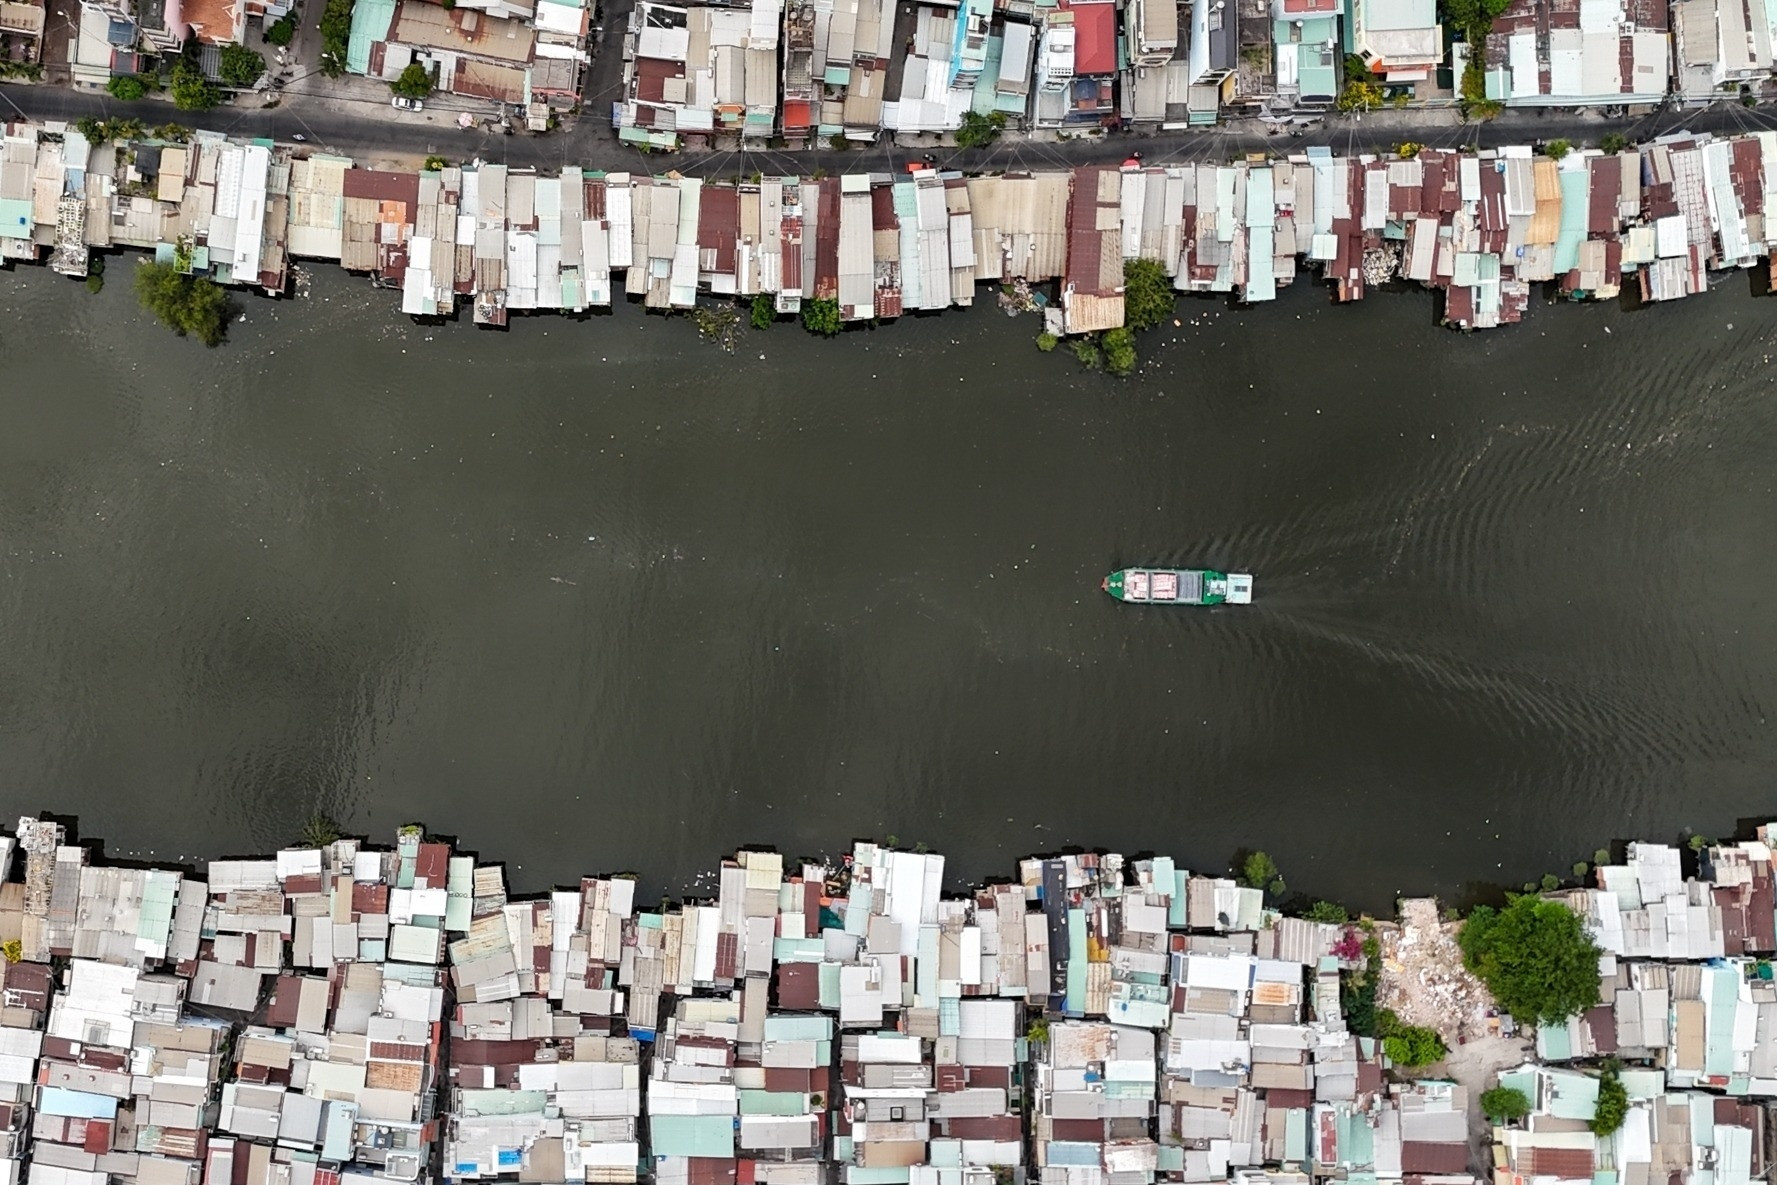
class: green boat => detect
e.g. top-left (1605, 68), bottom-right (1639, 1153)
top-left (1102, 568), bottom-right (1253, 605)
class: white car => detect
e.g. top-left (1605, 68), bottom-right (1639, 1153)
top-left (392, 96), bottom-right (423, 111)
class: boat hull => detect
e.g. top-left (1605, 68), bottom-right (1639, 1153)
top-left (1102, 568), bottom-right (1253, 605)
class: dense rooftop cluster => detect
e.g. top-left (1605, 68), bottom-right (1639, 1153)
top-left (5, 119), bottom-right (1777, 333)
top-left (2, 816), bottom-right (1777, 1185)
top-left (1477, 834), bottom-right (1777, 1185)
top-left (0, 821), bottom-right (1477, 1185)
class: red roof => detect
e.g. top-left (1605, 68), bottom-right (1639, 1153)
top-left (1070, 0), bottom-right (1117, 75)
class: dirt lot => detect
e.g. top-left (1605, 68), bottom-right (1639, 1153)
top-left (1377, 898), bottom-right (1536, 1159)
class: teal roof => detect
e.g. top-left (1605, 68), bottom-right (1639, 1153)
top-left (461, 1090), bottom-right (547, 1117)
top-left (1544, 1069), bottom-right (1600, 1123)
top-left (772, 937), bottom-right (824, 963)
top-left (1338, 1105), bottom-right (1373, 1166)
top-left (1170, 871), bottom-right (1190, 927)
top-left (651, 1115), bottom-right (734, 1159)
top-left (930, 1142), bottom-right (964, 1168)
top-left (0, 198), bottom-right (32, 240)
top-left (345, 0), bottom-right (396, 76)
top-left (1705, 967), bottom-right (1740, 1076)
top-left (140, 872), bottom-right (179, 946)
top-left (1538, 1020), bottom-right (1576, 1061)
top-left (1620, 1069), bottom-right (1663, 1100)
top-left (739, 1091), bottom-right (812, 1116)
top-left (763, 1015), bottom-right (832, 1041)
top-left (1065, 908), bottom-right (1087, 1013)
top-left (1284, 1107), bottom-right (1307, 1163)
top-left (1497, 1067), bottom-right (1539, 1102)
top-left (446, 856), bottom-right (474, 931)
top-left (1357, 0), bottom-right (1430, 28)
top-left (970, 35), bottom-right (1000, 114)
top-left (1553, 167), bottom-right (1588, 276)
top-left (820, 961), bottom-right (842, 1009)
top-left (917, 926), bottom-right (939, 1003)
top-left (1289, 17), bottom-right (1339, 100)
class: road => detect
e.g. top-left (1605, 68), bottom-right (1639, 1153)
top-left (8, 78), bottom-right (1777, 177)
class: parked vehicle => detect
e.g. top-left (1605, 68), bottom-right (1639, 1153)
top-left (393, 96), bottom-right (423, 111)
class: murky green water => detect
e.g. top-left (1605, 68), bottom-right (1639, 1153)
top-left (3, 263), bottom-right (1775, 907)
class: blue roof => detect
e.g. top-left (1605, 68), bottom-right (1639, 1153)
top-left (1048, 1143), bottom-right (1102, 1167)
top-left (40, 1089), bottom-right (119, 1120)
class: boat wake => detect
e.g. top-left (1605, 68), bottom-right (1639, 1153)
top-left (1252, 606), bottom-right (1745, 765)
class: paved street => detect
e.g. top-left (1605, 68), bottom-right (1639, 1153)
top-left (8, 75), bottom-right (1777, 177)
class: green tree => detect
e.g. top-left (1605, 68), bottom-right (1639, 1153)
top-left (1383, 1024), bottom-right (1448, 1067)
top-left (955, 109), bottom-right (1007, 149)
top-left (1481, 1086), bottom-right (1531, 1123)
top-left (391, 61), bottom-right (434, 99)
top-left (1543, 138), bottom-right (1571, 160)
top-left (750, 292), bottom-right (775, 330)
top-left (1442, 0), bottom-right (1511, 39)
top-left (319, 0), bottom-right (355, 76)
top-left (1600, 133), bottom-right (1628, 154)
top-left (170, 60), bottom-right (220, 110)
top-left (1101, 327), bottom-right (1136, 376)
top-left (1035, 332), bottom-right (1058, 352)
top-left (1337, 79), bottom-right (1383, 112)
top-left (1240, 850), bottom-right (1285, 895)
top-left (1342, 970), bottom-right (1379, 1035)
top-left (107, 74), bottom-right (148, 100)
top-left (1122, 257), bottom-right (1174, 331)
top-left (1591, 1064), bottom-right (1628, 1135)
top-left (265, 10), bottom-right (298, 45)
top-left (219, 43), bottom-right (266, 87)
top-left (800, 297), bottom-right (840, 336)
top-left (1305, 900), bottom-right (1349, 924)
top-left (134, 259), bottom-right (233, 346)
top-left (300, 814), bottom-right (342, 847)
top-left (1457, 895), bottom-right (1602, 1023)
top-left (1070, 336), bottom-right (1103, 370)
top-left (423, 155), bottom-right (448, 171)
